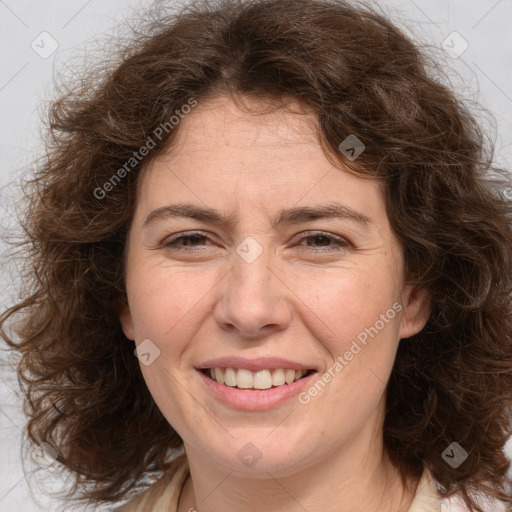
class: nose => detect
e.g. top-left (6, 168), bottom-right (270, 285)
top-left (213, 248), bottom-right (292, 339)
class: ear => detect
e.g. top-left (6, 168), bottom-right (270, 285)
top-left (399, 284), bottom-right (431, 340)
top-left (117, 298), bottom-right (135, 341)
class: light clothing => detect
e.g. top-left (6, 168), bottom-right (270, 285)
top-left (114, 453), bottom-right (190, 512)
top-left (115, 453), bottom-right (449, 512)
top-left (409, 470), bottom-right (442, 512)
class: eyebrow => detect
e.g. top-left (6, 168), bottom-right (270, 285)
top-left (142, 202), bottom-right (372, 230)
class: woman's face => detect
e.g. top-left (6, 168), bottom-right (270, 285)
top-left (120, 95), bottom-right (429, 476)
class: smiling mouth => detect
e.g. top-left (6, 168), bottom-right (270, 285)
top-left (200, 367), bottom-right (317, 390)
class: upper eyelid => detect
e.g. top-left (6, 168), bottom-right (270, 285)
top-left (294, 231), bottom-right (350, 246)
top-left (163, 231), bottom-right (215, 244)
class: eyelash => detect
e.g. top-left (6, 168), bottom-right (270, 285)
top-left (162, 231), bottom-right (351, 252)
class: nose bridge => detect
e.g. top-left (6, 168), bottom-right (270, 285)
top-left (213, 237), bottom-right (291, 337)
top-left (229, 239), bottom-right (276, 309)
top-left (232, 242), bottom-right (272, 295)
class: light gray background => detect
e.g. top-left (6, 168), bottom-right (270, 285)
top-left (1, 0), bottom-right (512, 511)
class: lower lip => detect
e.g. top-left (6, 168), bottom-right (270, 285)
top-left (196, 369), bottom-right (318, 411)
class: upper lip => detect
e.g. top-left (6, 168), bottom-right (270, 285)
top-left (196, 356), bottom-right (317, 372)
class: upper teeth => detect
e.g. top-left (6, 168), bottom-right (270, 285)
top-left (209, 368), bottom-right (308, 389)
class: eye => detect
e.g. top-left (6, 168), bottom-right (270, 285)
top-left (295, 231), bottom-right (351, 252)
top-left (162, 231), bottom-right (213, 250)
top-left (160, 230), bottom-right (351, 253)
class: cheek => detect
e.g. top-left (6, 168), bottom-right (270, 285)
top-left (126, 261), bottom-right (217, 342)
top-left (296, 266), bottom-right (401, 355)
top-left (295, 270), bottom-right (401, 429)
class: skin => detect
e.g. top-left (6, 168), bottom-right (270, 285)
top-left (119, 94), bottom-right (431, 512)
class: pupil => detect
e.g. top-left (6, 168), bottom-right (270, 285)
top-left (310, 236), bottom-right (328, 246)
top-left (185, 235), bottom-right (202, 246)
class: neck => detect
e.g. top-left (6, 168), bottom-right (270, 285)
top-left (177, 425), bottom-right (418, 512)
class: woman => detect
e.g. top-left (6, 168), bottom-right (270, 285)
top-left (1, 0), bottom-right (511, 511)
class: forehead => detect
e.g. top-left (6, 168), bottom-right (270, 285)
top-left (158, 95), bottom-right (324, 168)
top-left (136, 94), bottom-right (386, 225)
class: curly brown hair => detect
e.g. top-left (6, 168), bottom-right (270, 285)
top-left (1, 0), bottom-right (512, 510)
